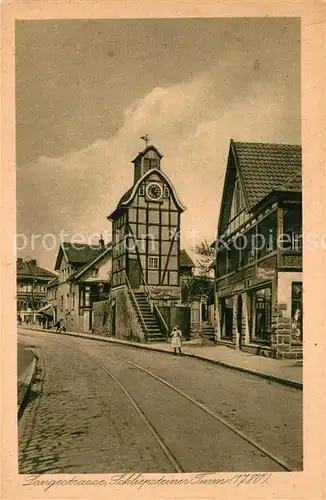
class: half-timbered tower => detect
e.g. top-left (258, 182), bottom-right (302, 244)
top-left (108, 144), bottom-right (185, 294)
top-left (106, 143), bottom-right (187, 342)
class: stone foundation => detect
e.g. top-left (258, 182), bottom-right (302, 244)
top-left (272, 304), bottom-right (303, 359)
top-left (92, 300), bottom-right (112, 336)
top-left (190, 322), bottom-right (202, 338)
top-left (93, 287), bottom-right (146, 343)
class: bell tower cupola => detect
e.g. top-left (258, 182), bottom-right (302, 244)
top-left (132, 136), bottom-right (163, 184)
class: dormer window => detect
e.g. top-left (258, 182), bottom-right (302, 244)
top-left (91, 268), bottom-right (99, 278)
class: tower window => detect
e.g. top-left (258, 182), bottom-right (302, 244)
top-left (164, 187), bottom-right (169, 198)
top-left (139, 184), bottom-right (145, 196)
top-left (143, 158), bottom-right (159, 170)
top-left (148, 256), bottom-right (159, 270)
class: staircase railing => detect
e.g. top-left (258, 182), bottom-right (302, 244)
top-left (141, 272), bottom-right (153, 312)
top-left (125, 273), bottom-right (149, 342)
top-left (153, 304), bottom-right (170, 341)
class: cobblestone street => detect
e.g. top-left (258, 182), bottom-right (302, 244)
top-left (18, 329), bottom-right (303, 474)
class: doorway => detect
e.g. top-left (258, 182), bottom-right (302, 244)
top-left (128, 259), bottom-right (141, 288)
top-left (237, 294), bottom-right (243, 349)
top-left (220, 298), bottom-right (233, 339)
top-left (201, 301), bottom-right (208, 322)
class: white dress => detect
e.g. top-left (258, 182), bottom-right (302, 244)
top-left (171, 330), bottom-right (182, 348)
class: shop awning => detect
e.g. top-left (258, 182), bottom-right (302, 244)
top-left (36, 304), bottom-right (54, 317)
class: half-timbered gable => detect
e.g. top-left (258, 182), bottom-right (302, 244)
top-left (218, 140), bottom-right (251, 240)
top-left (108, 145), bottom-right (185, 290)
top-left (214, 139), bottom-right (302, 360)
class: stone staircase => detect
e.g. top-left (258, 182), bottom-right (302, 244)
top-left (201, 322), bottom-right (216, 341)
top-left (133, 291), bottom-right (165, 342)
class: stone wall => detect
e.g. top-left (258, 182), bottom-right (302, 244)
top-left (92, 300), bottom-right (112, 336)
top-left (271, 303), bottom-right (302, 359)
top-left (93, 287), bottom-right (146, 343)
top-left (111, 287), bottom-right (146, 343)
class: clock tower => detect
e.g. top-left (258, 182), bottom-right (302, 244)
top-left (108, 143), bottom-right (186, 303)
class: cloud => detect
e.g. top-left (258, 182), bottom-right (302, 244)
top-left (17, 65), bottom-right (300, 269)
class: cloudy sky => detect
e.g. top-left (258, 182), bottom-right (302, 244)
top-left (16, 18), bottom-right (301, 270)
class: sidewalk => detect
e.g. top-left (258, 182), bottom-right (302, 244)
top-left (19, 325), bottom-right (302, 389)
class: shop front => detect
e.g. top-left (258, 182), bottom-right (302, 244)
top-left (215, 272), bottom-right (302, 359)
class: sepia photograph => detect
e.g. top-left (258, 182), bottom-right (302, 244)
top-left (15, 16), bottom-right (304, 477)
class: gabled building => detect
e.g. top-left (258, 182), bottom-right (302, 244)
top-left (108, 145), bottom-right (186, 294)
top-left (17, 258), bottom-right (56, 324)
top-left (42, 275), bottom-right (59, 327)
top-left (214, 140), bottom-right (302, 359)
top-left (93, 143), bottom-right (190, 342)
top-left (52, 239), bottom-right (112, 332)
top-left (179, 249), bottom-right (196, 279)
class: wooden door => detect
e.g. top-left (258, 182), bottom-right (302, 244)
top-left (128, 259), bottom-right (141, 288)
top-left (225, 308), bottom-right (233, 338)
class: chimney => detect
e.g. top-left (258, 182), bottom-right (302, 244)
top-left (99, 235), bottom-right (105, 249)
top-left (29, 259), bottom-right (37, 267)
top-left (17, 258), bottom-right (23, 265)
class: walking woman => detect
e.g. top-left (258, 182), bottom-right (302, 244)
top-left (171, 325), bottom-right (183, 355)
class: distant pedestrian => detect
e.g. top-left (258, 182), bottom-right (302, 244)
top-left (171, 325), bottom-right (183, 355)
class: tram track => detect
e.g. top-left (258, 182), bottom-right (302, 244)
top-left (73, 345), bottom-right (293, 472)
top-left (19, 331), bottom-right (297, 472)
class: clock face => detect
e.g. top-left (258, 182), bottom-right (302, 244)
top-left (146, 182), bottom-right (163, 201)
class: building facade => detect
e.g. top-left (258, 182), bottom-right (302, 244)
top-left (214, 140), bottom-right (302, 359)
top-left (108, 145), bottom-right (186, 298)
top-left (51, 240), bottom-right (112, 332)
top-left (43, 276), bottom-right (59, 327)
top-left (17, 258), bottom-right (56, 324)
top-left (92, 144), bottom-right (189, 342)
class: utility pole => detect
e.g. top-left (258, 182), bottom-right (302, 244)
top-left (32, 276), bottom-right (37, 324)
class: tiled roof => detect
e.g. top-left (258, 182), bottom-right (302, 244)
top-left (62, 242), bottom-right (107, 264)
top-left (277, 172), bottom-right (302, 192)
top-left (180, 249), bottom-right (196, 268)
top-left (17, 260), bottom-right (56, 279)
top-left (233, 141), bottom-right (302, 209)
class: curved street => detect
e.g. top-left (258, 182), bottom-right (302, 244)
top-left (18, 329), bottom-right (303, 474)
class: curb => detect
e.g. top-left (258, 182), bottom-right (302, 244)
top-left (18, 327), bottom-right (302, 390)
top-left (17, 347), bottom-right (38, 418)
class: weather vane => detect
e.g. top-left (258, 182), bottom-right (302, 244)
top-left (140, 134), bottom-right (149, 147)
